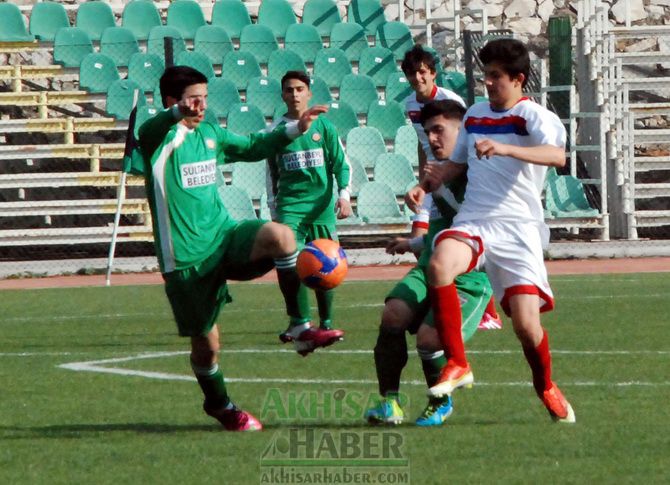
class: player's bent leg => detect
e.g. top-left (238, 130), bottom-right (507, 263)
top-left (415, 324), bottom-right (453, 426)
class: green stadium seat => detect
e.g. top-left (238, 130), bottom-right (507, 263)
top-left (106, 79), bottom-right (147, 120)
top-left (322, 100), bottom-right (358, 139)
top-left (345, 126), bottom-right (386, 170)
top-left (0, 3), bottom-right (34, 42)
top-left (218, 185), bottom-right (258, 221)
top-left (267, 49), bottom-right (306, 82)
top-left (302, 0), bottom-right (342, 38)
top-left (239, 24), bottom-right (278, 65)
top-left (29, 1), bottom-right (69, 42)
top-left (121, 0), bottom-right (162, 41)
top-left (385, 71), bottom-right (412, 103)
top-left (226, 103), bottom-right (266, 136)
top-left (166, 0), bottom-right (206, 40)
top-left (329, 23), bottom-right (368, 63)
top-left (346, 155), bottom-right (369, 196)
top-left (284, 24), bottom-right (323, 64)
top-left (358, 46), bottom-right (398, 87)
top-left (437, 70), bottom-right (468, 100)
top-left (313, 47), bottom-right (352, 89)
top-left (338, 73), bottom-right (378, 114)
top-left (194, 25), bottom-right (233, 65)
top-left (207, 78), bottom-right (241, 118)
top-left (231, 161), bottom-right (267, 200)
top-left (79, 53), bottom-right (121, 93)
top-left (366, 99), bottom-right (407, 140)
top-left (75, 1), bottom-right (116, 42)
top-left (128, 52), bottom-right (165, 93)
top-left (176, 51), bottom-right (215, 79)
top-left (221, 51), bottom-right (262, 91)
top-left (347, 0), bottom-right (386, 37)
top-left (309, 76), bottom-right (333, 105)
top-left (393, 124), bottom-right (419, 168)
top-left (545, 175), bottom-right (599, 218)
top-left (356, 181), bottom-right (408, 224)
top-left (257, 0), bottom-right (297, 39)
top-left (147, 26), bottom-right (186, 62)
top-left (53, 27), bottom-right (94, 68)
top-left (100, 27), bottom-right (140, 67)
top-left (153, 79), bottom-right (163, 107)
top-left (373, 153), bottom-right (417, 195)
top-left (259, 192), bottom-right (272, 221)
top-left (246, 76), bottom-right (283, 118)
top-left (211, 0), bottom-right (251, 39)
top-left (134, 104), bottom-right (161, 138)
top-left (376, 21), bottom-right (414, 61)
top-left (273, 104), bottom-right (288, 121)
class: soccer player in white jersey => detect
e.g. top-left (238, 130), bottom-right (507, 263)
top-left (406, 39), bottom-right (576, 423)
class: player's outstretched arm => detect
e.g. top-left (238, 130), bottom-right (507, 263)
top-left (298, 105), bottom-right (329, 133)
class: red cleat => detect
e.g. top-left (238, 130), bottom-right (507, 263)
top-left (294, 327), bottom-right (344, 356)
top-left (477, 311), bottom-right (503, 330)
top-left (428, 362), bottom-right (474, 397)
top-left (542, 385), bottom-right (576, 423)
top-left (205, 404), bottom-right (263, 431)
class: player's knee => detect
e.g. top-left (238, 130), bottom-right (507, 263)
top-left (416, 325), bottom-right (441, 352)
top-left (261, 222), bottom-right (296, 256)
top-left (381, 299), bottom-right (412, 331)
top-left (427, 255), bottom-right (456, 286)
top-left (191, 348), bottom-right (218, 367)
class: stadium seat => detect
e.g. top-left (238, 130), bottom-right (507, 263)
top-left (322, 101), bottom-right (359, 139)
top-left (302, 0), bottom-right (342, 38)
top-left (313, 48), bottom-right (352, 89)
top-left (0, 3), bottom-right (34, 42)
top-left (545, 175), bottom-right (599, 218)
top-left (376, 21), bottom-right (414, 61)
top-left (239, 24), bottom-right (279, 65)
top-left (273, 104), bottom-right (288, 120)
top-left (373, 153), bottom-right (417, 195)
top-left (246, 76), bottom-right (283, 118)
top-left (147, 26), bottom-right (186, 62)
top-left (259, 192), bottom-right (272, 221)
top-left (226, 103), bottom-right (266, 136)
top-left (211, 0), bottom-right (251, 39)
top-left (338, 73), bottom-right (378, 115)
top-left (356, 181), bottom-right (408, 224)
top-left (284, 24), bottom-right (323, 64)
top-left (121, 0), bottom-right (162, 41)
top-left (257, 0), bottom-right (297, 39)
top-left (346, 126), bottom-right (386, 170)
top-left (437, 71), bottom-right (468, 100)
top-left (218, 185), bottom-right (258, 221)
top-left (53, 27), bottom-right (94, 68)
top-left (393, 125), bottom-right (419, 168)
top-left (134, 104), bottom-right (160, 138)
top-left (329, 23), bottom-right (368, 63)
top-left (358, 46), bottom-right (398, 87)
top-left (29, 1), bottom-right (70, 42)
top-left (176, 51), bottom-right (215, 79)
top-left (346, 156), bottom-right (370, 196)
top-left (385, 71), bottom-right (412, 103)
top-left (231, 161), bottom-right (267, 200)
top-left (166, 0), bottom-right (206, 40)
top-left (128, 52), bottom-right (165, 93)
top-left (367, 100), bottom-right (407, 141)
top-left (221, 51), bottom-right (262, 91)
top-left (309, 76), bottom-right (333, 105)
top-left (75, 1), bottom-right (116, 42)
top-left (194, 25), bottom-right (233, 66)
top-left (100, 27), bottom-right (140, 67)
top-left (347, 0), bottom-right (386, 37)
top-left (267, 49), bottom-right (306, 82)
top-left (106, 79), bottom-right (147, 120)
top-left (79, 53), bottom-right (121, 93)
top-left (207, 78), bottom-right (240, 118)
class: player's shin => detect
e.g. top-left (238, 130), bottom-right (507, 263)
top-left (275, 251), bottom-right (311, 326)
top-left (428, 284), bottom-right (467, 367)
top-left (191, 361), bottom-right (230, 411)
top-left (417, 348), bottom-right (448, 388)
top-left (522, 328), bottom-right (553, 396)
top-left (373, 326), bottom-right (408, 398)
top-left (316, 288), bottom-right (334, 329)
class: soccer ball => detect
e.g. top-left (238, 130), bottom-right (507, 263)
top-left (296, 239), bottom-right (348, 290)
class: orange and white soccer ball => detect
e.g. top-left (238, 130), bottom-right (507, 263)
top-left (296, 239), bottom-right (348, 290)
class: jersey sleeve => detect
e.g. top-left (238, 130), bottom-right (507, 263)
top-left (137, 107), bottom-right (179, 162)
top-left (215, 124), bottom-right (292, 163)
top-left (525, 105), bottom-right (567, 148)
top-left (324, 121), bottom-right (351, 192)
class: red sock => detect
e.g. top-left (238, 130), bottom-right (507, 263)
top-left (485, 296), bottom-right (500, 319)
top-left (522, 329), bottom-right (553, 396)
top-left (429, 284), bottom-right (467, 367)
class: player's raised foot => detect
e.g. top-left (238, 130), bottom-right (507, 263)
top-left (365, 397), bottom-right (404, 425)
top-left (477, 311), bottom-right (503, 330)
top-left (428, 362), bottom-right (474, 397)
top-left (542, 385), bottom-right (576, 424)
top-left (294, 327), bottom-right (344, 356)
top-left (415, 397), bottom-right (454, 427)
top-left (204, 403), bottom-right (263, 431)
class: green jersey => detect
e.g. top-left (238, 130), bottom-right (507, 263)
top-left (138, 108), bottom-right (295, 273)
top-left (267, 116), bottom-right (351, 224)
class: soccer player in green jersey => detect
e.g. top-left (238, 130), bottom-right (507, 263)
top-left (266, 71), bottom-right (352, 345)
top-left (137, 66), bottom-right (333, 431)
top-left (365, 100), bottom-right (494, 426)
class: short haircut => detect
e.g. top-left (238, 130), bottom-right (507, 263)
top-left (401, 44), bottom-right (436, 75)
top-left (281, 70), bottom-right (311, 90)
top-left (159, 65), bottom-right (208, 108)
top-left (419, 99), bottom-right (466, 125)
top-left (479, 38), bottom-right (530, 88)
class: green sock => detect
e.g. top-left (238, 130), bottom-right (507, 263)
top-left (418, 348), bottom-right (449, 404)
top-left (373, 326), bottom-right (408, 397)
top-left (191, 361), bottom-right (229, 410)
top-left (316, 288), bottom-right (334, 328)
top-left (275, 255), bottom-right (311, 325)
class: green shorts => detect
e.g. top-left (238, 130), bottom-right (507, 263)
top-left (386, 265), bottom-right (492, 342)
top-left (282, 220), bottom-right (337, 250)
top-left (163, 220), bottom-right (275, 337)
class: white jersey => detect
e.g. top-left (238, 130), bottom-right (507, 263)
top-left (450, 98), bottom-right (566, 224)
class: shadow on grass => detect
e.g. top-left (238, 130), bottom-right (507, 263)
top-left (0, 423), bottom-right (219, 439)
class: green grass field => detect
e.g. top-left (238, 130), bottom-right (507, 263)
top-left (1, 273), bottom-right (668, 484)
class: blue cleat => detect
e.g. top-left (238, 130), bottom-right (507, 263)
top-left (365, 397), bottom-right (404, 425)
top-left (415, 397), bottom-right (453, 426)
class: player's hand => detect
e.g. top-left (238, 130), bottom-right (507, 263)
top-left (475, 138), bottom-right (509, 159)
top-left (335, 198), bottom-right (352, 219)
top-left (404, 184), bottom-right (425, 213)
top-left (177, 96), bottom-right (206, 117)
top-left (386, 237), bottom-right (410, 255)
top-left (421, 162), bottom-right (447, 192)
top-left (298, 105), bottom-right (329, 133)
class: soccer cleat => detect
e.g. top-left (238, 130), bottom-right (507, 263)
top-left (204, 403), bottom-right (263, 431)
top-left (428, 362), bottom-right (474, 397)
top-left (365, 397), bottom-right (404, 425)
top-left (415, 397), bottom-right (454, 427)
top-left (319, 321), bottom-right (333, 330)
top-left (541, 385), bottom-right (576, 423)
top-left (293, 327), bottom-right (344, 356)
top-left (278, 327), bottom-right (294, 343)
top-left (478, 311), bottom-right (503, 330)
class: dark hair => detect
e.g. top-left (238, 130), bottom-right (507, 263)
top-left (159, 65), bottom-right (208, 108)
top-left (401, 44), bottom-right (436, 76)
top-left (281, 70), bottom-right (311, 90)
top-left (419, 99), bottom-right (466, 125)
top-left (479, 38), bottom-right (530, 88)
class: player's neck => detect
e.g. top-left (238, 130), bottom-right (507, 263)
top-left (490, 92), bottom-right (525, 111)
top-left (415, 84), bottom-right (436, 103)
top-left (285, 108), bottom-right (305, 120)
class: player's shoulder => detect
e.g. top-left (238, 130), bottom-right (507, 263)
top-left (513, 98), bottom-right (563, 125)
top-left (403, 90), bottom-right (418, 108)
top-left (435, 86), bottom-right (466, 106)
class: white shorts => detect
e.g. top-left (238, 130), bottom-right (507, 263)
top-left (432, 219), bottom-right (554, 316)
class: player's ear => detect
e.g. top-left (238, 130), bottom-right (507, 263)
top-left (514, 72), bottom-right (525, 88)
top-left (165, 95), bottom-right (178, 107)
